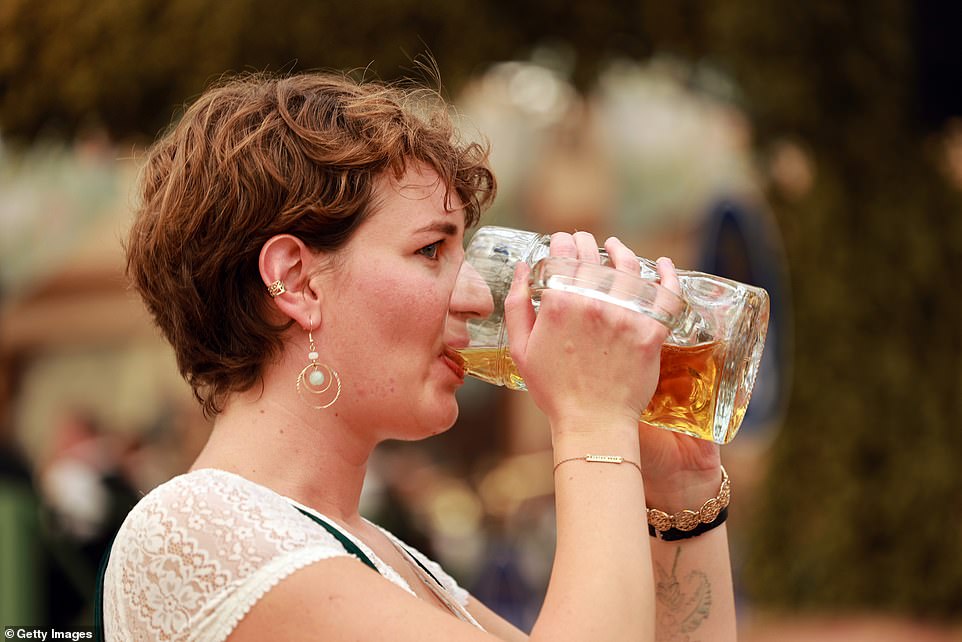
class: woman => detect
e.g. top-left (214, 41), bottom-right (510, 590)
top-left (103, 72), bottom-right (736, 641)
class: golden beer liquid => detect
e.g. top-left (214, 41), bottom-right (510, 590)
top-left (457, 341), bottom-right (726, 441)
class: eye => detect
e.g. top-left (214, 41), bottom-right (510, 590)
top-left (417, 240), bottom-right (442, 260)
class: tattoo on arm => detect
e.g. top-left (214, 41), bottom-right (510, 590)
top-left (654, 547), bottom-right (712, 642)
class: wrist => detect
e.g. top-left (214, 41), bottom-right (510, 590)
top-left (547, 404), bottom-right (639, 431)
top-left (551, 419), bottom-right (640, 461)
top-left (646, 465), bottom-right (731, 540)
top-left (644, 467), bottom-right (725, 514)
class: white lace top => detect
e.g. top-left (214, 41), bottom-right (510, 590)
top-left (103, 468), bottom-right (473, 641)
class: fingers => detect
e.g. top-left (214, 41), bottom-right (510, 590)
top-left (604, 237), bottom-right (641, 275)
top-left (548, 231), bottom-right (603, 263)
top-left (548, 232), bottom-right (577, 258)
top-left (655, 256), bottom-right (681, 296)
top-left (545, 231), bottom-right (682, 334)
top-left (573, 231), bottom-right (601, 263)
top-left (503, 262), bottom-right (534, 361)
top-left (654, 256), bottom-right (684, 333)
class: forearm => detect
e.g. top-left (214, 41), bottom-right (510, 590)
top-left (644, 467), bottom-right (736, 642)
top-left (650, 527), bottom-right (736, 642)
top-left (530, 421), bottom-right (655, 642)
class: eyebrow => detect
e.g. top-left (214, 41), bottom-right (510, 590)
top-left (414, 221), bottom-right (459, 236)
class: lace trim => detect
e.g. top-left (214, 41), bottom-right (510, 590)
top-left (104, 469), bottom-right (477, 640)
top-left (193, 547), bottom-right (350, 642)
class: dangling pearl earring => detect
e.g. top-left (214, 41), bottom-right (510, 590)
top-left (296, 318), bottom-right (341, 409)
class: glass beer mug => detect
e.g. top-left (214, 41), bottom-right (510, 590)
top-left (458, 226), bottom-right (770, 444)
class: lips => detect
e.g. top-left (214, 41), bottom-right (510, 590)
top-left (441, 346), bottom-right (466, 379)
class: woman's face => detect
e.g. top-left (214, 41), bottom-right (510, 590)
top-left (313, 164), bottom-right (493, 440)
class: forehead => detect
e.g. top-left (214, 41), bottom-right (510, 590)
top-left (369, 164), bottom-right (465, 231)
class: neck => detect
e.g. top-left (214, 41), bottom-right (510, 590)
top-left (191, 385), bottom-right (376, 528)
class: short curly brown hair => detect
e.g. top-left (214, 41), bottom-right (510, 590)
top-left (125, 72), bottom-right (496, 417)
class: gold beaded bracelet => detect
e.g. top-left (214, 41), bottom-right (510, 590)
top-left (646, 465), bottom-right (730, 538)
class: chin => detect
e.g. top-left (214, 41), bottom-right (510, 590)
top-left (432, 416), bottom-right (459, 437)
top-left (390, 401), bottom-right (458, 441)
top-left (416, 402), bottom-right (460, 439)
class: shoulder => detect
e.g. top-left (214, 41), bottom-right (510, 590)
top-left (103, 469), bottom-right (353, 642)
top-left (110, 468), bottom-right (347, 561)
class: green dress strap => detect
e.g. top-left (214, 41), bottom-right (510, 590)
top-left (292, 506), bottom-right (380, 573)
top-left (383, 533), bottom-right (445, 588)
top-left (293, 506), bottom-right (444, 587)
top-left (93, 536), bottom-right (115, 642)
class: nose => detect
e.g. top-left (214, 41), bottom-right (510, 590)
top-left (450, 260), bottom-right (495, 320)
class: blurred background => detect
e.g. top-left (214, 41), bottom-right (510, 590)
top-left (1, 1), bottom-right (960, 639)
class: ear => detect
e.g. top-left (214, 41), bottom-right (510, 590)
top-left (259, 234), bottom-right (323, 331)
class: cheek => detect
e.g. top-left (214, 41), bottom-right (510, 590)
top-left (345, 275), bottom-right (447, 358)
top-left (371, 276), bottom-right (447, 328)
top-left (343, 284), bottom-right (442, 399)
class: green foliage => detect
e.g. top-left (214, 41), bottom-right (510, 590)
top-left (0, 0), bottom-right (472, 140)
top-left (706, 0), bottom-right (962, 618)
top-left (0, 0), bottom-right (689, 142)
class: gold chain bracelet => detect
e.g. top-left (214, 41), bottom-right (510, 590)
top-left (553, 454), bottom-right (643, 475)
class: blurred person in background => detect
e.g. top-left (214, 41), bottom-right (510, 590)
top-left (0, 360), bottom-right (44, 626)
top-left (101, 71), bottom-right (736, 641)
top-left (37, 410), bottom-right (139, 626)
